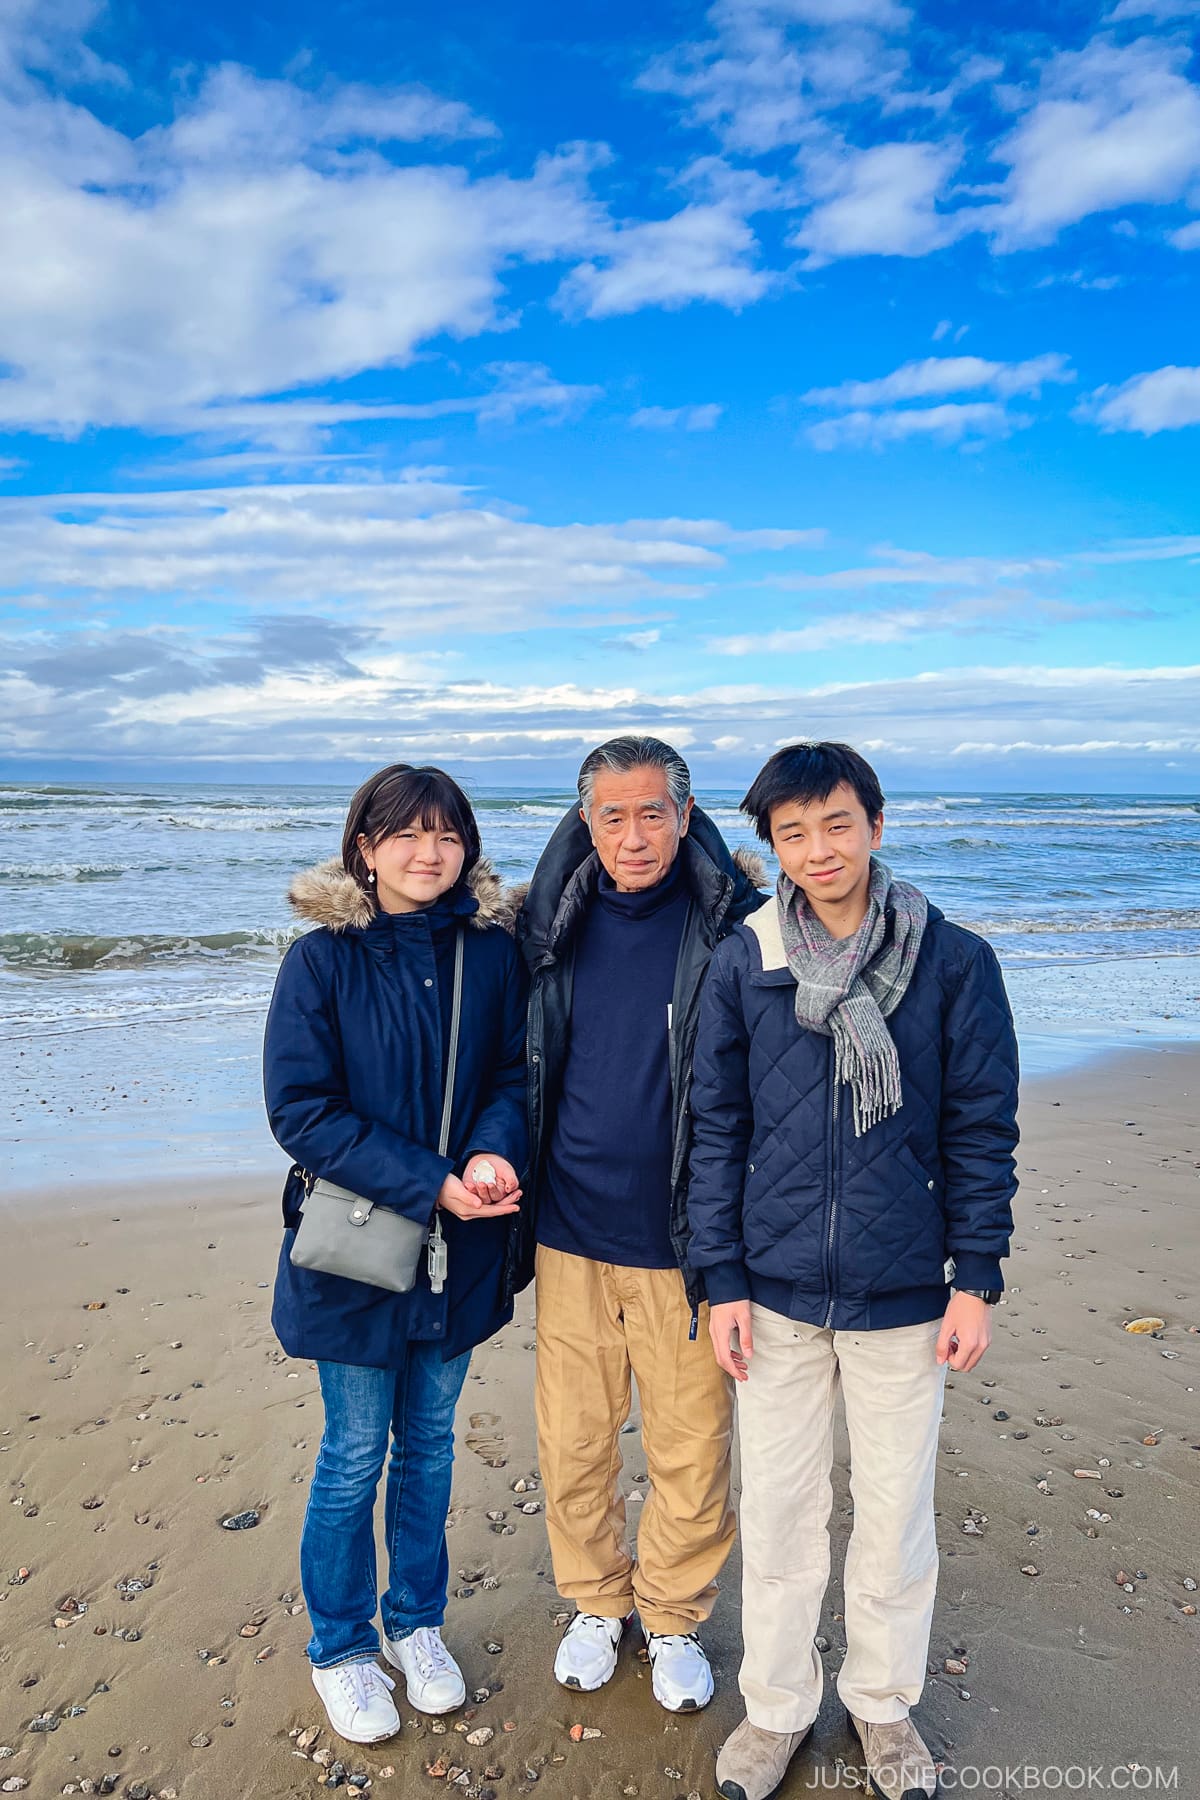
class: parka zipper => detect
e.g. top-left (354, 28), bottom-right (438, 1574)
top-left (823, 1041), bottom-right (840, 1328)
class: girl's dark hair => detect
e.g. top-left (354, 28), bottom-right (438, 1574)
top-left (341, 764), bottom-right (481, 890)
top-left (741, 741), bottom-right (886, 843)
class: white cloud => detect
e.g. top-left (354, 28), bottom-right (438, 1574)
top-left (0, 23), bottom-right (632, 437)
top-left (159, 364), bottom-right (604, 452)
top-left (143, 63), bottom-right (497, 166)
top-left (988, 36), bottom-right (1200, 249)
top-left (807, 401), bottom-right (1019, 449)
top-left (765, 546), bottom-right (1064, 589)
top-left (615, 520), bottom-right (824, 548)
top-left (1076, 534), bottom-right (1200, 563)
top-left (949, 736), bottom-right (1198, 753)
top-left (800, 353), bottom-right (1073, 449)
top-left (1107, 0), bottom-right (1200, 18)
top-left (0, 476), bottom-right (819, 633)
top-left (1170, 219), bottom-right (1200, 248)
top-left (712, 599), bottom-right (1014, 652)
top-left (629, 403), bottom-right (724, 431)
top-left (3, 646), bottom-right (1195, 771)
top-left (0, 85), bottom-right (609, 434)
top-left (763, 0), bottom-right (910, 24)
top-left (1085, 365), bottom-right (1200, 432)
top-left (638, 0), bottom-right (914, 157)
top-left (792, 139), bottom-right (968, 264)
top-left (607, 629), bottom-right (663, 649)
top-left (804, 353), bottom-right (1073, 408)
top-left (556, 204), bottom-right (770, 317)
top-left (674, 154), bottom-right (799, 214)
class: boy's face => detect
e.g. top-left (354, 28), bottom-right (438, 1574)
top-left (769, 781), bottom-right (883, 910)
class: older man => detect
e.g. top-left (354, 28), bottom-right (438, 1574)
top-left (515, 735), bottom-right (763, 1712)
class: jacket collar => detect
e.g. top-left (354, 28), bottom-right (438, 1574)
top-left (286, 856), bottom-right (518, 935)
top-left (743, 893), bottom-right (946, 978)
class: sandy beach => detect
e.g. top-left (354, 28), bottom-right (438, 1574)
top-left (2, 1046), bottom-right (1198, 1798)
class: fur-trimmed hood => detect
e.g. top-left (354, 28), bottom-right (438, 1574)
top-left (287, 856), bottom-right (519, 935)
top-left (731, 845), bottom-right (770, 891)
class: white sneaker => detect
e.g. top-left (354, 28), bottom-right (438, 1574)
top-left (553, 1611), bottom-right (629, 1691)
top-left (382, 1625), bottom-right (467, 1714)
top-left (645, 1632), bottom-right (714, 1712)
top-left (311, 1659), bottom-right (400, 1743)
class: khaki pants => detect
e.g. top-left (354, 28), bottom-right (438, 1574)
top-left (534, 1245), bottom-right (736, 1636)
top-left (736, 1304), bottom-right (946, 1731)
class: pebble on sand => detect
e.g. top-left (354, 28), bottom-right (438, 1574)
top-left (219, 1511), bottom-right (260, 1531)
top-left (1021, 1565), bottom-right (1040, 1577)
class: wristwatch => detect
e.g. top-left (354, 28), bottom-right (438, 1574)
top-left (956, 1287), bottom-right (1001, 1304)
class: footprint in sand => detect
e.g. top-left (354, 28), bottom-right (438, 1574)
top-left (465, 1412), bottom-right (507, 1469)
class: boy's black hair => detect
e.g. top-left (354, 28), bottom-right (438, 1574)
top-left (741, 741), bottom-right (886, 844)
top-left (342, 763), bottom-right (481, 890)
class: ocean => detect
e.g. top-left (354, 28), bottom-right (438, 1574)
top-left (2, 781), bottom-right (1197, 1189)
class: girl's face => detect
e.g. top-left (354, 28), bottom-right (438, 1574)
top-left (358, 819), bottom-right (466, 914)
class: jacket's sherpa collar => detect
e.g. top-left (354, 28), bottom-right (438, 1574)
top-left (745, 888), bottom-right (947, 974)
top-left (288, 856), bottom-right (517, 935)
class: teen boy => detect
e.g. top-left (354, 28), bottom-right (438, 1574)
top-left (687, 742), bottom-right (1018, 1800)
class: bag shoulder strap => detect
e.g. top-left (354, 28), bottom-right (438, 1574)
top-left (429, 927), bottom-right (465, 1255)
top-left (437, 926), bottom-right (466, 1156)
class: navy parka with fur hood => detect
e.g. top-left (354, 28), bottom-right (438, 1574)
top-left (266, 857), bottom-right (528, 1369)
top-left (687, 894), bottom-right (1019, 1332)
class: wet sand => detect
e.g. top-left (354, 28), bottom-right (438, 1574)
top-left (1, 1046), bottom-right (1197, 1796)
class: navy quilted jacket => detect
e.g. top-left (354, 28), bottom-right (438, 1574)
top-left (687, 895), bottom-right (1018, 1330)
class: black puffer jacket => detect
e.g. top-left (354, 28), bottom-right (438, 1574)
top-left (513, 804), bottom-right (765, 1305)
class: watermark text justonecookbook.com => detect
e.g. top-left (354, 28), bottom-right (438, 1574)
top-left (794, 1767), bottom-right (1180, 1792)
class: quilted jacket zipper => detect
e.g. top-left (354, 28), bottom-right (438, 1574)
top-left (823, 1039), bottom-right (840, 1328)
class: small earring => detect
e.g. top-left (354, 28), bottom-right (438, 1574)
top-left (367, 870), bottom-right (376, 886)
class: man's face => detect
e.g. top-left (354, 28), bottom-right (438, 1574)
top-left (583, 766), bottom-right (694, 893)
top-left (769, 781), bottom-right (883, 910)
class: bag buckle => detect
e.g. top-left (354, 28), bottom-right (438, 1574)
top-left (348, 1200), bottom-right (374, 1227)
top-left (427, 1222), bottom-right (448, 1294)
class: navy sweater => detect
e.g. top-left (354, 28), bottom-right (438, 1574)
top-left (539, 863), bottom-right (689, 1268)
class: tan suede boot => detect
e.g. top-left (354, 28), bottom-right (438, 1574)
top-left (716, 1715), bottom-right (813, 1800)
top-left (848, 1712), bottom-right (938, 1799)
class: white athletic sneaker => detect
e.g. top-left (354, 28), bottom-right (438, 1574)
top-left (553, 1611), bottom-right (629, 1691)
top-left (645, 1632), bottom-right (714, 1712)
top-left (311, 1659), bottom-right (400, 1743)
top-left (382, 1625), bottom-right (467, 1714)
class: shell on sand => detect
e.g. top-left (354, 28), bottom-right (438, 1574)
top-left (1123, 1317), bottom-right (1166, 1333)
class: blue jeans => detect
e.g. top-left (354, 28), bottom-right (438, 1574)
top-left (301, 1347), bottom-right (472, 1668)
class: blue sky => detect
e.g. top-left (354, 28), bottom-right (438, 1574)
top-left (0, 0), bottom-right (1198, 792)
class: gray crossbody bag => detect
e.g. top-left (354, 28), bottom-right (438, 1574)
top-left (289, 927), bottom-right (463, 1296)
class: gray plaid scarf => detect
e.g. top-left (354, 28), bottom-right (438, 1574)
top-left (778, 856), bottom-right (928, 1136)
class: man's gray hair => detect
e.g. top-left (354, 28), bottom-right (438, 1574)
top-left (577, 735), bottom-right (692, 818)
